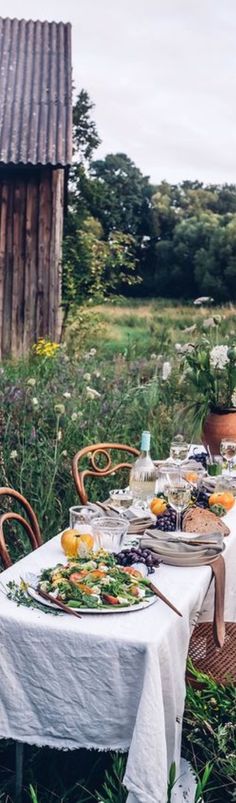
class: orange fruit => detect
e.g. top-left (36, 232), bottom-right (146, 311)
top-left (61, 529), bottom-right (94, 557)
top-left (150, 497), bottom-right (167, 516)
top-left (208, 492), bottom-right (235, 512)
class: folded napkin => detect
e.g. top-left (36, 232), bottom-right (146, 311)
top-left (141, 529), bottom-right (224, 555)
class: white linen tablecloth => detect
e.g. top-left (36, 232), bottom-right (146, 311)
top-left (0, 511), bottom-right (235, 803)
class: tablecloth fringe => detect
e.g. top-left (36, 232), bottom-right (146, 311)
top-left (0, 733), bottom-right (130, 753)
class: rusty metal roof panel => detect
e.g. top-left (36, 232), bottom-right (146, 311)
top-left (0, 17), bottom-right (72, 166)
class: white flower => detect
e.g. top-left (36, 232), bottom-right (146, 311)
top-left (54, 403), bottom-right (65, 415)
top-left (32, 397), bottom-right (39, 406)
top-left (63, 392), bottom-right (71, 399)
top-left (203, 317), bottom-right (215, 330)
top-left (150, 352), bottom-right (157, 359)
top-left (61, 449), bottom-right (68, 457)
top-left (57, 429), bottom-right (63, 441)
top-left (10, 449), bottom-right (18, 460)
top-left (231, 388), bottom-right (236, 407)
top-left (210, 345), bottom-right (229, 370)
top-left (83, 372), bottom-right (91, 382)
top-left (175, 343), bottom-right (182, 352)
top-left (71, 412), bottom-right (78, 421)
top-left (89, 348), bottom-right (97, 356)
top-left (27, 377), bottom-right (36, 387)
top-left (93, 370), bottom-right (101, 378)
top-left (86, 386), bottom-right (101, 400)
top-left (162, 361), bottom-right (172, 381)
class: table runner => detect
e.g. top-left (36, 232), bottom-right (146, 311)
top-left (0, 509), bottom-right (235, 803)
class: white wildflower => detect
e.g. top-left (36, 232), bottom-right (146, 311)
top-left (63, 392), bottom-right (71, 399)
top-left (54, 403), bottom-right (65, 415)
top-left (89, 348), bottom-right (97, 356)
top-left (183, 324), bottom-right (196, 334)
top-left (175, 343), bottom-right (182, 352)
top-left (83, 372), bottom-right (91, 382)
top-left (32, 397), bottom-right (39, 406)
top-left (10, 449), bottom-right (18, 460)
top-left (27, 377), bottom-right (36, 387)
top-left (210, 345), bottom-right (229, 370)
top-left (57, 429), bottom-right (63, 441)
top-left (86, 386), bottom-right (101, 400)
top-left (93, 370), bottom-right (101, 378)
top-left (61, 449), bottom-right (68, 457)
top-left (203, 317), bottom-right (215, 330)
top-left (231, 389), bottom-right (236, 407)
top-left (162, 361), bottom-right (172, 381)
top-left (71, 412), bottom-right (78, 421)
top-left (150, 352), bottom-right (157, 359)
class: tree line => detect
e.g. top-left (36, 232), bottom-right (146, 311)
top-left (63, 90), bottom-right (236, 311)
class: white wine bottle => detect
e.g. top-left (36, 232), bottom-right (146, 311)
top-left (129, 431), bottom-right (156, 502)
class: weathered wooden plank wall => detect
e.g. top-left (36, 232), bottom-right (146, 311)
top-left (0, 166), bottom-right (64, 358)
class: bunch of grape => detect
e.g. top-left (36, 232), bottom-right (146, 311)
top-left (194, 489), bottom-right (210, 509)
top-left (154, 507), bottom-right (177, 532)
top-left (115, 547), bottom-right (159, 574)
top-left (189, 450), bottom-right (207, 469)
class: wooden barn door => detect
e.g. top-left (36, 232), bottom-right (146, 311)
top-left (0, 167), bottom-right (64, 358)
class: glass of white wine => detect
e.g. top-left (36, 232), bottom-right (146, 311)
top-left (169, 434), bottom-right (189, 465)
top-left (167, 479), bottom-right (191, 535)
top-left (220, 438), bottom-right (236, 474)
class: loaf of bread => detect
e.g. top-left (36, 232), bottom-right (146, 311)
top-left (183, 506), bottom-right (230, 537)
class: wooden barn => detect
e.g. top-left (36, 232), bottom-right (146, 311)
top-left (0, 17), bottom-right (72, 358)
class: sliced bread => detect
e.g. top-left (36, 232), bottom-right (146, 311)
top-left (183, 506), bottom-right (230, 537)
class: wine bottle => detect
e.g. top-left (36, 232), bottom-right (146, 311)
top-left (129, 431), bottom-right (156, 501)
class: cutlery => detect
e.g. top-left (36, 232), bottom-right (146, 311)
top-left (148, 581), bottom-right (182, 617)
top-left (36, 586), bottom-right (82, 619)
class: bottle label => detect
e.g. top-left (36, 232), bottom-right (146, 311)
top-left (141, 431), bottom-right (151, 452)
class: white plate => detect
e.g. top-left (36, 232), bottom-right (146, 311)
top-left (27, 586), bottom-right (157, 614)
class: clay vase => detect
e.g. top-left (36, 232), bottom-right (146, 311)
top-left (202, 409), bottom-right (236, 455)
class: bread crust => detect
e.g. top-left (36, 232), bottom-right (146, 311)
top-left (183, 506), bottom-right (230, 537)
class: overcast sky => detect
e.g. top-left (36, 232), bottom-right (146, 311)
top-left (2, 0), bottom-right (236, 184)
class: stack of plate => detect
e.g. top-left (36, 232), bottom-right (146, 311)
top-left (141, 530), bottom-right (225, 566)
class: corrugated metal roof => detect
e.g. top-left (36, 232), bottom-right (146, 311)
top-left (0, 17), bottom-right (72, 166)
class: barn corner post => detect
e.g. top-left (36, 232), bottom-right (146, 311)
top-left (0, 17), bottom-right (72, 359)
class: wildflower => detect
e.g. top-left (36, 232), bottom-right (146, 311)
top-left (71, 412), bottom-right (78, 421)
top-left (27, 377), bottom-right (36, 387)
top-left (57, 429), bottom-right (63, 441)
top-left (162, 361), bottom-right (172, 381)
top-left (32, 397), bottom-right (39, 406)
top-left (175, 343), bottom-right (182, 352)
top-left (33, 338), bottom-right (60, 358)
top-left (89, 348), bottom-right (97, 356)
top-left (10, 450), bottom-right (18, 460)
top-left (93, 370), bottom-right (101, 378)
top-left (63, 392), bottom-right (71, 399)
top-left (83, 372), bottom-right (91, 382)
top-left (203, 317), bottom-right (215, 330)
top-left (210, 345), bottom-right (229, 370)
top-left (150, 353), bottom-right (157, 360)
top-left (61, 449), bottom-right (68, 457)
top-left (54, 403), bottom-right (65, 415)
top-left (231, 389), bottom-right (236, 407)
top-left (86, 386), bottom-right (101, 400)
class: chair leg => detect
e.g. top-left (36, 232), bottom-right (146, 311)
top-left (15, 741), bottom-right (24, 803)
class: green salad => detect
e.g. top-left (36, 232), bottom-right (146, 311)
top-left (38, 549), bottom-right (154, 610)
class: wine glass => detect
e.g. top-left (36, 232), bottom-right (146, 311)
top-left (220, 438), bottom-right (236, 474)
top-left (167, 479), bottom-right (191, 535)
top-left (169, 435), bottom-right (189, 465)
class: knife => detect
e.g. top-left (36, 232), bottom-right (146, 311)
top-left (148, 581), bottom-right (182, 617)
top-left (36, 586), bottom-right (82, 619)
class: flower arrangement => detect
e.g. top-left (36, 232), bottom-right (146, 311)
top-left (182, 341), bottom-right (236, 430)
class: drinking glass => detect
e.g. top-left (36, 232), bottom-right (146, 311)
top-left (220, 438), bottom-right (236, 474)
top-left (167, 480), bottom-right (191, 534)
top-left (91, 517), bottom-right (129, 553)
top-left (206, 455), bottom-right (223, 477)
top-left (69, 505), bottom-right (95, 530)
top-left (157, 464), bottom-right (181, 494)
top-left (109, 488), bottom-right (133, 509)
top-left (169, 435), bottom-right (189, 464)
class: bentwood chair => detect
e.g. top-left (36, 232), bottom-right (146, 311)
top-left (0, 488), bottom-right (42, 802)
top-left (0, 486), bottom-right (42, 569)
top-left (72, 442), bottom-right (140, 504)
top-left (188, 622), bottom-right (236, 685)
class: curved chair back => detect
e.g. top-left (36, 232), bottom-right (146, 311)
top-left (0, 487), bottom-right (42, 569)
top-left (72, 442), bottom-right (139, 504)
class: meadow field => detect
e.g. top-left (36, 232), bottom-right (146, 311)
top-left (0, 299), bottom-right (235, 802)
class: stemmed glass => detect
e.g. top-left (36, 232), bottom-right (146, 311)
top-left (169, 435), bottom-right (189, 465)
top-left (220, 438), bottom-right (236, 474)
top-left (166, 479), bottom-right (191, 535)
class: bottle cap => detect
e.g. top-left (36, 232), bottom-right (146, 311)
top-left (141, 431), bottom-right (151, 451)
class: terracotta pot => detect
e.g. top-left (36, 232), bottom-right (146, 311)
top-left (202, 409), bottom-right (236, 455)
